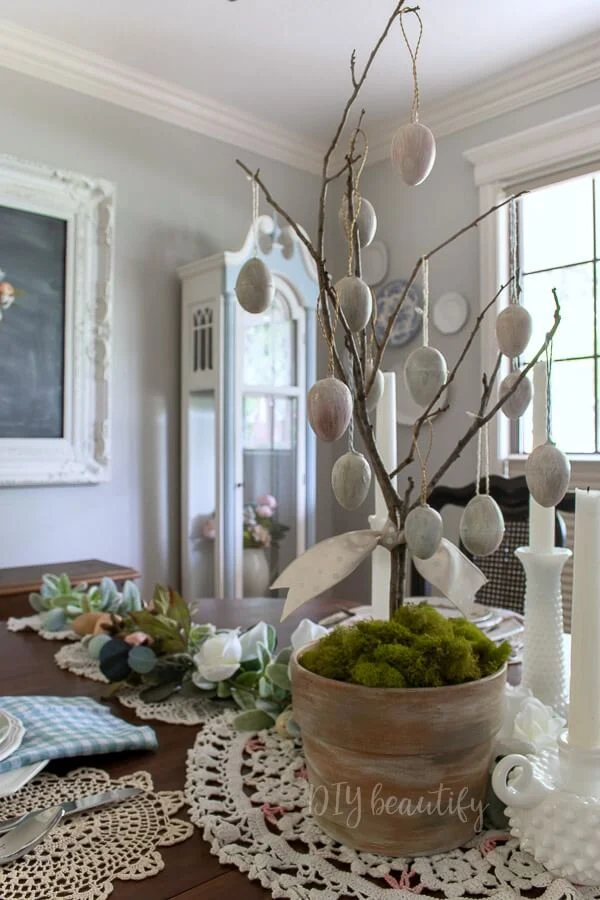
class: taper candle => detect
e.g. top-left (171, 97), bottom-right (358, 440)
top-left (529, 361), bottom-right (554, 552)
top-left (369, 372), bottom-right (397, 620)
top-left (568, 488), bottom-right (600, 749)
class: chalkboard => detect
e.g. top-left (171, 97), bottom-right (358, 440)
top-left (0, 205), bottom-right (67, 438)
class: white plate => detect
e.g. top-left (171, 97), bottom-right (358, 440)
top-left (0, 760), bottom-right (49, 796)
top-left (361, 240), bottom-right (389, 286)
top-left (432, 292), bottom-right (469, 335)
top-left (0, 713), bottom-right (25, 764)
top-left (0, 712), bottom-right (10, 746)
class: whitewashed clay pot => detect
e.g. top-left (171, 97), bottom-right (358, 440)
top-left (460, 494), bottom-right (505, 557)
top-left (495, 305), bottom-right (532, 358)
top-left (235, 257), bottom-right (274, 314)
top-left (335, 276), bottom-right (372, 332)
top-left (338, 196), bottom-right (377, 248)
top-left (307, 377), bottom-right (353, 443)
top-left (525, 441), bottom-right (571, 507)
top-left (242, 547), bottom-right (270, 597)
top-left (405, 504), bottom-right (443, 560)
top-left (405, 346), bottom-right (448, 407)
top-left (365, 367), bottom-right (384, 412)
top-left (331, 450), bottom-right (372, 510)
top-left (390, 122), bottom-right (436, 186)
top-left (499, 371), bottom-right (532, 419)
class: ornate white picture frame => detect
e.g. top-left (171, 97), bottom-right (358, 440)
top-left (0, 155), bottom-right (114, 486)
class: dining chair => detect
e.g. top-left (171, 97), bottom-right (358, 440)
top-left (410, 475), bottom-right (575, 614)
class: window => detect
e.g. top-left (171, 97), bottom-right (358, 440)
top-left (511, 171), bottom-right (600, 456)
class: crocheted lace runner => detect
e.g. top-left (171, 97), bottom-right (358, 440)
top-left (185, 711), bottom-right (600, 900)
top-left (0, 766), bottom-right (193, 900)
top-left (55, 641), bottom-right (226, 726)
top-left (7, 614), bottom-right (77, 641)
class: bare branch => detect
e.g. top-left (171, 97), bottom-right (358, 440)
top-left (350, 49), bottom-right (358, 89)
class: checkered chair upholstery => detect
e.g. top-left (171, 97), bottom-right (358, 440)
top-left (410, 476), bottom-right (572, 615)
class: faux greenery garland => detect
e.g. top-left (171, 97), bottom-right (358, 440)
top-left (29, 574), bottom-right (142, 632)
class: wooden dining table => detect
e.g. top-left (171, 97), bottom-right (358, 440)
top-left (0, 595), bottom-right (355, 900)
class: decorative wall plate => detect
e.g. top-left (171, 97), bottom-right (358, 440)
top-left (374, 279), bottom-right (423, 347)
top-left (432, 291), bottom-right (469, 335)
top-left (361, 240), bottom-right (388, 286)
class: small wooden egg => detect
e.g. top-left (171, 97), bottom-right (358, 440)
top-left (93, 612), bottom-right (119, 635)
top-left (338, 196), bottom-right (377, 247)
top-left (365, 367), bottom-right (384, 412)
top-left (235, 257), bottom-right (274, 314)
top-left (307, 377), bottom-right (353, 442)
top-left (335, 276), bottom-right (372, 332)
top-left (72, 611), bottom-right (103, 636)
top-left (405, 505), bottom-right (443, 560)
top-left (525, 441), bottom-right (571, 508)
top-left (331, 450), bottom-right (372, 510)
top-left (499, 371), bottom-right (532, 419)
top-left (390, 122), bottom-right (436, 186)
top-left (495, 305), bottom-right (532, 358)
top-left (459, 495), bottom-right (505, 557)
top-left (405, 346), bottom-right (448, 407)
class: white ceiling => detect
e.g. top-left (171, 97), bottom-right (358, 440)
top-left (0, 0), bottom-right (599, 150)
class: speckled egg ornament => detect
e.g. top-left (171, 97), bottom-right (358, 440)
top-left (459, 494), bottom-right (505, 557)
top-left (235, 257), bottom-right (274, 315)
top-left (496, 305), bottom-right (533, 358)
top-left (390, 123), bottom-right (436, 186)
top-left (331, 450), bottom-right (372, 510)
top-left (499, 370), bottom-right (532, 420)
top-left (525, 441), bottom-right (571, 508)
top-left (405, 504), bottom-right (443, 560)
top-left (307, 377), bottom-right (353, 443)
top-left (405, 345), bottom-right (447, 407)
top-left (338, 195), bottom-right (377, 248)
top-left (335, 275), bottom-right (372, 332)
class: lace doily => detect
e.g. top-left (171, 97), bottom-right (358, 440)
top-left (185, 711), bottom-right (600, 900)
top-left (55, 641), bottom-right (226, 726)
top-left (7, 614), bottom-right (77, 642)
top-left (0, 766), bottom-right (193, 900)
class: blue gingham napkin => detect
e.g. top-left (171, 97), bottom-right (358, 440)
top-left (0, 696), bottom-right (158, 773)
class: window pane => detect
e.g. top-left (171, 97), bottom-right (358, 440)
top-left (243, 291), bottom-right (297, 387)
top-left (521, 175), bottom-right (594, 272)
top-left (243, 395), bottom-right (297, 451)
top-left (522, 263), bottom-right (594, 361)
top-left (551, 359), bottom-right (594, 453)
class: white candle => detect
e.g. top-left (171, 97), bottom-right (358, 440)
top-left (369, 372), bottom-right (397, 620)
top-left (529, 361), bottom-right (554, 553)
top-left (568, 488), bottom-right (600, 749)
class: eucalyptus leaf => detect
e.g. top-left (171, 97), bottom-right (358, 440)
top-left (271, 685), bottom-right (289, 702)
top-left (29, 593), bottom-right (45, 613)
top-left (275, 648), bottom-right (292, 666)
top-left (256, 642), bottom-right (271, 670)
top-left (216, 681), bottom-right (232, 699)
top-left (266, 663), bottom-right (292, 691)
top-left (139, 682), bottom-right (182, 703)
top-left (258, 676), bottom-right (272, 699)
top-left (230, 686), bottom-right (257, 711)
top-left (239, 658), bottom-right (262, 673)
top-left (233, 709), bottom-right (276, 732)
top-left (234, 671), bottom-right (260, 689)
top-left (265, 624), bottom-right (277, 653)
top-left (255, 698), bottom-right (281, 714)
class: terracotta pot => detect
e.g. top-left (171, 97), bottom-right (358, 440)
top-left (290, 647), bottom-right (506, 856)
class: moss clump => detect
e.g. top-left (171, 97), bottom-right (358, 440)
top-left (300, 603), bottom-right (510, 689)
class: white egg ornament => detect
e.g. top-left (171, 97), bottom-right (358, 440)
top-left (459, 495), bottom-right (505, 557)
top-left (331, 450), bottom-right (372, 510)
top-left (525, 441), bottom-right (571, 508)
top-left (495, 305), bottom-right (532, 358)
top-left (499, 371), bottom-right (532, 420)
top-left (235, 257), bottom-right (274, 314)
top-left (338, 196), bottom-right (377, 248)
top-left (405, 346), bottom-right (448, 407)
top-left (307, 377), bottom-right (353, 442)
top-left (405, 504), bottom-right (443, 560)
top-left (365, 366), bottom-right (384, 412)
top-left (390, 122), bottom-right (436, 186)
top-left (335, 276), bottom-right (372, 332)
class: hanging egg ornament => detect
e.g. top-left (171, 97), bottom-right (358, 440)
top-left (307, 377), bottom-right (353, 442)
top-left (459, 495), bottom-right (505, 557)
top-left (495, 305), bottom-right (532, 358)
top-left (390, 122), bottom-right (436, 186)
top-left (525, 441), bottom-right (571, 508)
top-left (405, 504), bottom-right (443, 560)
top-left (331, 450), bottom-right (372, 510)
top-left (405, 346), bottom-right (448, 407)
top-left (335, 276), bottom-right (372, 332)
top-left (235, 257), bottom-right (274, 314)
top-left (338, 195), bottom-right (377, 247)
top-left (499, 371), bottom-right (532, 420)
top-left (365, 366), bottom-right (384, 412)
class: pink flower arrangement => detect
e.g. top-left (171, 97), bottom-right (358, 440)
top-left (202, 496), bottom-right (288, 550)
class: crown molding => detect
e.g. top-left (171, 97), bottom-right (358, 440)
top-left (0, 20), bottom-right (323, 175)
top-left (367, 29), bottom-right (600, 165)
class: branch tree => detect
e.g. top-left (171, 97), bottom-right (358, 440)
top-left (233, 1), bottom-right (569, 617)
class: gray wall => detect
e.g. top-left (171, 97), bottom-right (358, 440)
top-left (0, 67), bottom-right (331, 592)
top-left (332, 77), bottom-right (600, 604)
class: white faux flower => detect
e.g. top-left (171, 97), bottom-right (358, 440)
top-left (291, 618), bottom-right (328, 651)
top-left (494, 684), bottom-right (565, 758)
top-left (192, 631), bottom-right (242, 684)
top-left (240, 621), bottom-right (271, 661)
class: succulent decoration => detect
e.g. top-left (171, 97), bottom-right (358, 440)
top-left (29, 574), bottom-right (142, 633)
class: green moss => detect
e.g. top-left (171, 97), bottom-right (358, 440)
top-left (300, 603), bottom-right (510, 689)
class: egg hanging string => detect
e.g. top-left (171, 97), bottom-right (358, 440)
top-left (344, 129), bottom-right (369, 277)
top-left (251, 176), bottom-right (260, 257)
top-left (399, 8), bottom-right (423, 124)
top-left (413, 419), bottom-right (433, 506)
top-left (346, 349), bottom-right (356, 453)
top-left (421, 256), bottom-right (429, 347)
top-left (471, 417), bottom-right (490, 496)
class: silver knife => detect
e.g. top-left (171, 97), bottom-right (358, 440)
top-left (0, 787), bottom-right (143, 834)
